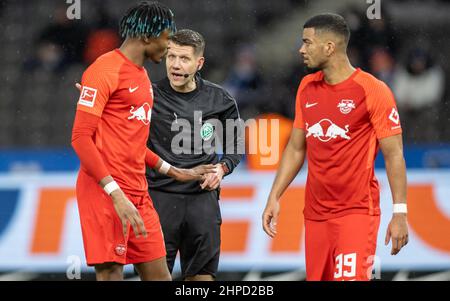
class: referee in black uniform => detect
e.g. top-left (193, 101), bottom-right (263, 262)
top-left (147, 29), bottom-right (242, 281)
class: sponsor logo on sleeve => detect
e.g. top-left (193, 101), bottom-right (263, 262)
top-left (389, 108), bottom-right (401, 129)
top-left (78, 86), bottom-right (97, 108)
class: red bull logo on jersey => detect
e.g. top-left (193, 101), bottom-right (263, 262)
top-left (128, 103), bottom-right (152, 125)
top-left (306, 119), bottom-right (350, 142)
top-left (337, 99), bottom-right (356, 114)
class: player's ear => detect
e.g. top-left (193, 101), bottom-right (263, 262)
top-left (325, 41), bottom-right (335, 56)
top-left (142, 36), bottom-right (152, 44)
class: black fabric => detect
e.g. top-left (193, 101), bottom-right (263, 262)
top-left (150, 189), bottom-right (222, 278)
top-left (146, 74), bottom-right (243, 194)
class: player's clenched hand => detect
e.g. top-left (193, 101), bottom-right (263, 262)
top-left (262, 199), bottom-right (280, 238)
top-left (200, 164), bottom-right (225, 191)
top-left (110, 190), bottom-right (147, 239)
top-left (385, 214), bottom-right (409, 255)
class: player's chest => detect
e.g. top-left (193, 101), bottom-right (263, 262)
top-left (111, 74), bottom-right (154, 108)
top-left (106, 72), bottom-right (154, 126)
top-left (301, 87), bottom-right (368, 142)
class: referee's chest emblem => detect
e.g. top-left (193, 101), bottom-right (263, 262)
top-left (200, 123), bottom-right (214, 141)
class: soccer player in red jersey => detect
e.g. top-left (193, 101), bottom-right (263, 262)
top-left (71, 2), bottom-right (214, 281)
top-left (262, 14), bottom-right (409, 281)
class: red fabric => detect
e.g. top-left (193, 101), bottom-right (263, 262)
top-left (145, 148), bottom-right (160, 169)
top-left (71, 110), bottom-right (109, 183)
top-left (76, 170), bottom-right (166, 266)
top-left (294, 68), bottom-right (402, 221)
top-left (75, 49), bottom-right (153, 195)
top-left (305, 214), bottom-right (380, 281)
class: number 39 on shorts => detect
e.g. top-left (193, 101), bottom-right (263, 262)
top-left (334, 253), bottom-right (357, 280)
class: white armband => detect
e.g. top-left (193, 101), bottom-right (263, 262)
top-left (159, 161), bottom-right (171, 175)
top-left (393, 203), bottom-right (407, 214)
top-left (104, 181), bottom-right (120, 195)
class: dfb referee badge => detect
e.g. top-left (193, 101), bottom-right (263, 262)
top-left (200, 123), bottom-right (214, 141)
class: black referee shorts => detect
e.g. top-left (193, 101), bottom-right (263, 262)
top-left (149, 189), bottom-right (222, 279)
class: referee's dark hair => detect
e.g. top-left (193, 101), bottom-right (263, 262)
top-left (119, 1), bottom-right (176, 39)
top-left (169, 29), bottom-right (205, 56)
top-left (303, 13), bottom-right (350, 48)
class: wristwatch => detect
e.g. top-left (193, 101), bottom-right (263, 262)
top-left (220, 162), bottom-right (230, 175)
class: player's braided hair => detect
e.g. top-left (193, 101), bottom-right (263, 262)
top-left (119, 1), bottom-right (176, 39)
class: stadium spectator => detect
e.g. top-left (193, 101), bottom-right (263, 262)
top-left (223, 44), bottom-right (265, 119)
top-left (83, 4), bottom-right (120, 65)
top-left (24, 5), bottom-right (87, 73)
top-left (392, 46), bottom-right (445, 142)
top-left (369, 47), bottom-right (396, 87)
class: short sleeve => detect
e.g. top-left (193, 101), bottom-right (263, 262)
top-left (293, 80), bottom-right (307, 129)
top-left (366, 80), bottom-right (403, 139)
top-left (76, 64), bottom-right (116, 117)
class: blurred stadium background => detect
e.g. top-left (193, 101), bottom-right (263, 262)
top-left (0, 0), bottom-right (449, 281)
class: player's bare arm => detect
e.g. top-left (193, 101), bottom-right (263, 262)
top-left (99, 176), bottom-right (147, 239)
top-left (379, 134), bottom-right (409, 255)
top-left (262, 128), bottom-right (307, 238)
top-left (154, 158), bottom-right (216, 182)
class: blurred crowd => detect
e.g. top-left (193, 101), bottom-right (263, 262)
top-left (222, 5), bottom-right (447, 146)
top-left (1, 1), bottom-right (448, 157)
top-left (23, 4), bottom-right (119, 73)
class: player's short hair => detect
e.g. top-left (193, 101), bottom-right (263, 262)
top-left (119, 1), bottom-right (176, 39)
top-left (303, 13), bottom-right (350, 46)
top-left (169, 29), bottom-right (205, 56)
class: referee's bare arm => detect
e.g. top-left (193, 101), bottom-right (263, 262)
top-left (262, 128), bottom-right (307, 238)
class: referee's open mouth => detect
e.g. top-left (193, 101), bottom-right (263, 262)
top-left (171, 72), bottom-right (185, 80)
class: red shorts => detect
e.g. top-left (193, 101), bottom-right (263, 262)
top-left (305, 214), bottom-right (380, 281)
top-left (76, 171), bottom-right (166, 266)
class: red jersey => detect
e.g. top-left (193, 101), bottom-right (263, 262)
top-left (76, 49), bottom-right (154, 195)
top-left (293, 68), bottom-right (402, 220)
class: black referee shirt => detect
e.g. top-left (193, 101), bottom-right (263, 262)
top-left (146, 74), bottom-right (243, 194)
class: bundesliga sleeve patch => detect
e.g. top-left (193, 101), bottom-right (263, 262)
top-left (388, 108), bottom-right (401, 130)
top-left (78, 86), bottom-right (98, 108)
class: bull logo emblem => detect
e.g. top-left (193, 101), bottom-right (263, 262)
top-left (306, 119), bottom-right (350, 142)
top-left (128, 103), bottom-right (152, 125)
top-left (337, 99), bottom-right (356, 114)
